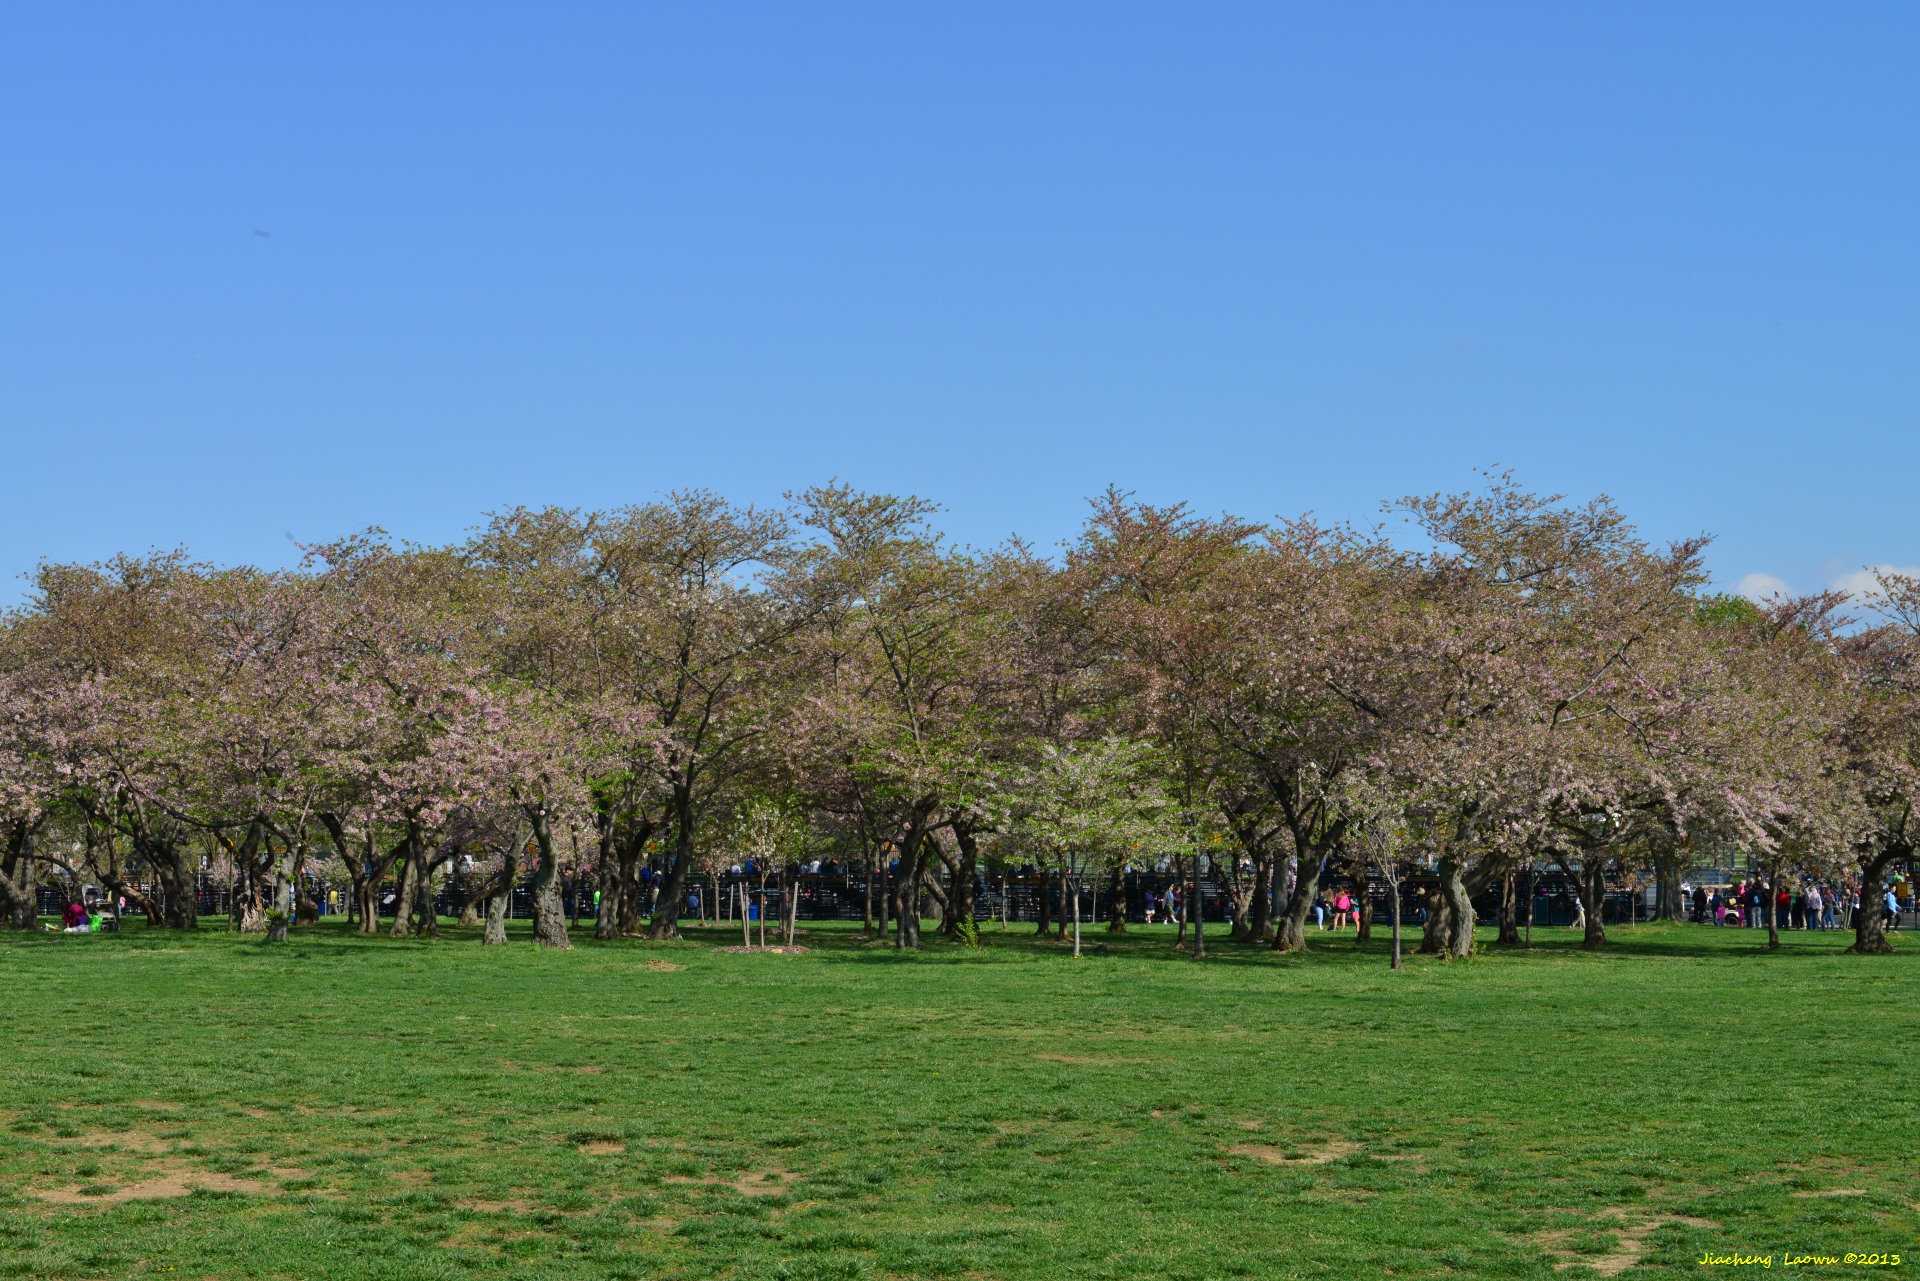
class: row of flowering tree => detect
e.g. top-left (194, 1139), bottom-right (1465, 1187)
top-left (2, 476), bottom-right (1915, 954)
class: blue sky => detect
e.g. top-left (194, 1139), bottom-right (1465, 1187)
top-left (3, 2), bottom-right (1915, 601)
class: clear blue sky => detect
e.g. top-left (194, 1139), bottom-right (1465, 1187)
top-left (4, 3), bottom-right (1915, 601)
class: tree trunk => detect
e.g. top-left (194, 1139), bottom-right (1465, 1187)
top-left (1056, 860), bottom-right (1071, 947)
top-left (1355, 870), bottom-right (1374, 943)
top-left (1441, 857), bottom-right (1476, 957)
top-left (945, 825), bottom-right (981, 938)
top-left (891, 818), bottom-right (932, 950)
top-left (355, 876), bottom-right (378, 933)
top-left (617, 836), bottom-right (646, 935)
top-left (2, 820), bottom-right (38, 930)
top-left (1523, 864), bottom-right (1534, 948)
top-left (1190, 856), bottom-right (1206, 959)
top-left (1247, 851), bottom-right (1273, 942)
top-left (321, 815), bottom-right (397, 938)
top-left (388, 836), bottom-right (416, 940)
top-left (785, 866), bottom-right (800, 946)
top-left (863, 858), bottom-right (877, 937)
top-left (390, 827), bottom-right (425, 939)
top-left (1766, 863), bottom-right (1782, 951)
top-left (893, 860), bottom-right (920, 949)
top-left (1106, 864), bottom-right (1128, 933)
top-left (1654, 852), bottom-right (1683, 922)
top-left (528, 810), bottom-right (571, 949)
top-left (1388, 867), bottom-right (1403, 969)
top-left (145, 837), bottom-right (199, 929)
top-left (481, 847), bottom-right (517, 945)
top-left (228, 820), bottom-right (271, 934)
top-left (292, 847), bottom-right (319, 925)
top-left (414, 853), bottom-right (440, 937)
top-left (1580, 855), bottom-right (1609, 951)
top-left (1848, 848), bottom-right (1903, 955)
top-left (647, 791), bottom-right (696, 941)
top-left (592, 814), bottom-right (622, 941)
top-left (1496, 868), bottom-right (1520, 945)
top-left (921, 872), bottom-right (950, 929)
top-left (1069, 867), bottom-right (1082, 958)
top-left (1417, 856), bottom-right (1476, 958)
top-left (1270, 850), bottom-right (1327, 953)
top-left (458, 893), bottom-right (483, 928)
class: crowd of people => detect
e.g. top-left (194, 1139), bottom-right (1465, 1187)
top-left (1683, 876), bottom-right (1912, 931)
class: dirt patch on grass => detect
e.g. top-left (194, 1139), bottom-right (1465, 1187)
top-left (130, 1100), bottom-right (181, 1113)
top-left (578, 1140), bottom-right (626, 1155)
top-left (62, 1128), bottom-right (173, 1154)
top-left (34, 1162), bottom-right (281, 1204)
top-left (665, 1166), bottom-right (792, 1195)
top-left (1226, 1140), bottom-right (1361, 1166)
top-left (1792, 1188), bottom-right (1868, 1198)
top-left (1532, 1211), bottom-right (1720, 1276)
top-left (460, 1197), bottom-right (536, 1213)
top-left (646, 959), bottom-right (681, 972)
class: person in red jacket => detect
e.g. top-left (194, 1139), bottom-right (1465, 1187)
top-left (61, 900), bottom-right (91, 933)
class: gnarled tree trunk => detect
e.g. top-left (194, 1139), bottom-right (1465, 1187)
top-left (389, 826), bottom-right (425, 939)
top-left (1270, 850), bottom-right (1328, 953)
top-left (482, 844), bottom-right (519, 946)
top-left (890, 814), bottom-right (933, 950)
top-left (946, 824), bottom-right (982, 938)
top-left (2, 820), bottom-right (39, 930)
top-left (1848, 848), bottom-right (1904, 955)
top-left (647, 789), bottom-right (697, 941)
top-left (1579, 855), bottom-right (1609, 950)
top-left (528, 810), bottom-right (570, 949)
top-left (1247, 851), bottom-right (1273, 942)
top-left (145, 836), bottom-right (198, 929)
top-left (1496, 868), bottom-right (1520, 945)
top-left (1417, 856), bottom-right (1478, 958)
top-left (1653, 850), bottom-right (1684, 922)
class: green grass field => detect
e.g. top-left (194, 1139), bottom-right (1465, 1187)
top-left (1, 918), bottom-right (1914, 1280)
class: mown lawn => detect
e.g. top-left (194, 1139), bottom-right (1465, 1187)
top-left (0, 917), bottom-right (1914, 1279)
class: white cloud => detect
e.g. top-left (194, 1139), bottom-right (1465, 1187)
top-left (1735, 572), bottom-right (1790, 602)
top-left (1832, 564), bottom-right (1920, 601)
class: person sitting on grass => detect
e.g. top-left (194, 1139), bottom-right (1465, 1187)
top-left (61, 900), bottom-right (91, 934)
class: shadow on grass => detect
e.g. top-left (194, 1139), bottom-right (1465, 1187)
top-left (13, 914), bottom-right (1885, 968)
